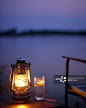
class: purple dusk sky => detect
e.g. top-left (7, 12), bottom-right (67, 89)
top-left (0, 0), bottom-right (86, 32)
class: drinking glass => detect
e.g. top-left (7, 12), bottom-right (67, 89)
top-left (34, 76), bottom-right (45, 100)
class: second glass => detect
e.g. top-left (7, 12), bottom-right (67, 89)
top-left (34, 76), bottom-right (45, 100)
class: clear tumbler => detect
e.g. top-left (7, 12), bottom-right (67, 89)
top-left (34, 76), bottom-right (45, 100)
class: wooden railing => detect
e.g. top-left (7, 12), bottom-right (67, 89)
top-left (62, 56), bottom-right (86, 108)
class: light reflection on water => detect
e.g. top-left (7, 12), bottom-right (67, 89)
top-left (0, 35), bottom-right (86, 107)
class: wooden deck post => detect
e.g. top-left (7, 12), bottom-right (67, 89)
top-left (65, 59), bottom-right (70, 108)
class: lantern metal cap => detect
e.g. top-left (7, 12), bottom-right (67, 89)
top-left (17, 58), bottom-right (26, 63)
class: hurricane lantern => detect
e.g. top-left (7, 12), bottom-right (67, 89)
top-left (10, 58), bottom-right (31, 99)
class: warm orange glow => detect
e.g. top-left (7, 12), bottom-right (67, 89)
top-left (27, 69), bottom-right (31, 83)
top-left (15, 74), bottom-right (28, 87)
top-left (34, 77), bottom-right (45, 87)
top-left (17, 105), bottom-right (27, 108)
top-left (35, 81), bottom-right (44, 86)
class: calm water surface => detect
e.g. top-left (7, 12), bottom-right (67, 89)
top-left (0, 35), bottom-right (86, 107)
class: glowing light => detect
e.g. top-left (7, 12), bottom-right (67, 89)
top-left (34, 77), bottom-right (45, 87)
top-left (15, 74), bottom-right (28, 87)
top-left (17, 105), bottom-right (27, 108)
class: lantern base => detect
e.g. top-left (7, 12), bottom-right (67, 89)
top-left (12, 91), bottom-right (30, 100)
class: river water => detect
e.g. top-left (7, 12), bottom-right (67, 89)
top-left (0, 35), bottom-right (86, 107)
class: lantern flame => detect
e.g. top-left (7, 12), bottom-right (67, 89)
top-left (15, 74), bottom-right (28, 87)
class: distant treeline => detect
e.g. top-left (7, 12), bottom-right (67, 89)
top-left (0, 29), bottom-right (86, 36)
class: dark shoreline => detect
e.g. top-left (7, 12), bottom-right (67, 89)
top-left (0, 29), bottom-right (86, 36)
